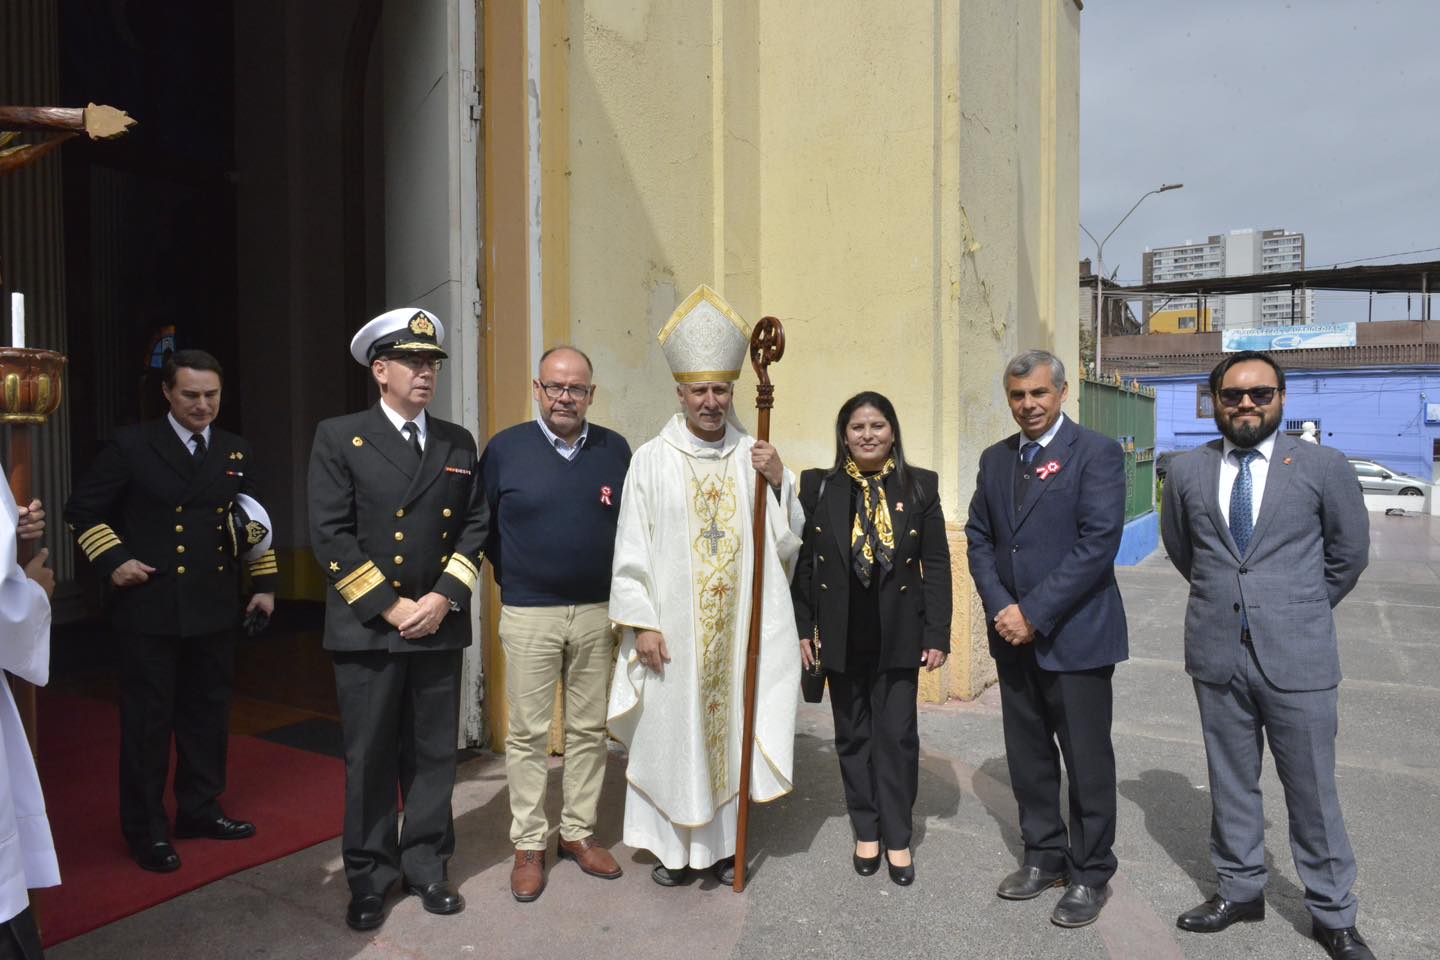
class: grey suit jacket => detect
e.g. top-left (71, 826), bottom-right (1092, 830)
top-left (1161, 432), bottom-right (1369, 692)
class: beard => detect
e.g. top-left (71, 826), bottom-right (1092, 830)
top-left (1215, 409), bottom-right (1280, 448)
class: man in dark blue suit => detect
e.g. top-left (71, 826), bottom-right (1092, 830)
top-left (966, 349), bottom-right (1128, 928)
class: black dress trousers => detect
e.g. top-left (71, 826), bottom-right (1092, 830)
top-left (996, 649), bottom-right (1117, 887)
top-left (827, 570), bottom-right (920, 851)
top-left (119, 629), bottom-right (236, 844)
top-left (332, 647), bottom-right (463, 895)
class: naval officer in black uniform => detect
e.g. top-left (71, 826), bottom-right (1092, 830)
top-left (307, 307), bottom-right (489, 931)
top-left (65, 349), bottom-right (278, 873)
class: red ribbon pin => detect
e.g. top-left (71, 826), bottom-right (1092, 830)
top-left (1036, 460), bottom-right (1061, 480)
top-left (600, 485), bottom-right (613, 506)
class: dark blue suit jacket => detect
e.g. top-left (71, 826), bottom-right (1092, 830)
top-left (964, 416), bottom-right (1128, 672)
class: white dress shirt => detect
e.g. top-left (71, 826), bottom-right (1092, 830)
top-left (166, 412), bottom-right (211, 456)
top-left (1218, 430), bottom-right (1277, 528)
top-left (1018, 412), bottom-right (1067, 460)
top-left (378, 400), bottom-right (428, 451)
top-left (536, 417), bottom-right (589, 461)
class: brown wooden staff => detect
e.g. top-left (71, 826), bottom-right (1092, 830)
top-left (734, 315), bottom-right (784, 892)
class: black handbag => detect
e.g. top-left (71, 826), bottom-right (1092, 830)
top-left (801, 625), bottom-right (826, 702)
top-left (800, 476), bottom-right (827, 703)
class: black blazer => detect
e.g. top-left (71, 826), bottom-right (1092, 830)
top-left (964, 416), bottom-right (1128, 672)
top-left (65, 418), bottom-right (279, 637)
top-left (307, 404), bottom-right (489, 654)
top-left (791, 465), bottom-right (952, 674)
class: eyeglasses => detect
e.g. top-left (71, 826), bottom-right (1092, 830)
top-left (385, 356), bottom-right (443, 372)
top-left (1217, 386), bottom-right (1278, 407)
top-left (539, 382), bottom-right (593, 401)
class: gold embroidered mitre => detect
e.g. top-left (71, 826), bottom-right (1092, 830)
top-left (657, 284), bottom-right (751, 383)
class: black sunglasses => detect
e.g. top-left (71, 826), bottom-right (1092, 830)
top-left (1217, 386), bottom-right (1278, 407)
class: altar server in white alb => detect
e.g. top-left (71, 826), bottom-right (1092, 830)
top-left (0, 475), bottom-right (60, 958)
top-left (607, 284), bottom-right (804, 887)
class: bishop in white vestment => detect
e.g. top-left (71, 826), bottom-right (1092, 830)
top-left (0, 473), bottom-right (60, 953)
top-left (607, 286), bottom-right (803, 884)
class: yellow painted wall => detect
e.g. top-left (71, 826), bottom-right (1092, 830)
top-left (545, 0), bottom-right (1081, 700)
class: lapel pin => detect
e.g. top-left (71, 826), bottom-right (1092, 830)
top-left (600, 484), bottom-right (614, 506)
top-left (1283, 457), bottom-right (1293, 465)
top-left (352, 436), bottom-right (364, 447)
top-left (894, 501), bottom-right (904, 512)
top-left (1037, 460), bottom-right (1062, 480)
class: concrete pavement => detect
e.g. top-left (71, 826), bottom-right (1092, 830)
top-left (50, 512), bottom-right (1440, 959)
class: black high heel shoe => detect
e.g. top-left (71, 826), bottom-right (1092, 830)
top-left (886, 851), bottom-right (915, 886)
top-left (852, 848), bottom-right (881, 876)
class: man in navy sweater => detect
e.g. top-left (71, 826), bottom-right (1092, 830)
top-left (480, 345), bottom-right (632, 902)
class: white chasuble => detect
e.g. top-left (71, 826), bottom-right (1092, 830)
top-left (0, 474), bottom-right (59, 924)
top-left (607, 414), bottom-right (803, 869)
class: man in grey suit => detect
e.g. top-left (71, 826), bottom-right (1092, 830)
top-left (1162, 351), bottom-right (1375, 960)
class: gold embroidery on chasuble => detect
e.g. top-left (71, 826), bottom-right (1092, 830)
top-left (686, 459), bottom-right (740, 801)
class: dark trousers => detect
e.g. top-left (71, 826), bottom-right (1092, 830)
top-left (828, 660), bottom-right (919, 851)
top-left (119, 630), bottom-right (236, 845)
top-left (0, 907), bottom-right (42, 960)
top-left (333, 648), bottom-right (462, 896)
top-left (996, 653), bottom-right (1117, 887)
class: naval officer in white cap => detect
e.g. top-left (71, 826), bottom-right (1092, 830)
top-left (307, 307), bottom-right (489, 931)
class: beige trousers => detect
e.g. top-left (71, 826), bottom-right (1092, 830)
top-left (500, 602), bottom-right (616, 849)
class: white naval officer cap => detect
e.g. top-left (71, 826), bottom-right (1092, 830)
top-left (349, 307), bottom-right (448, 365)
top-left (228, 493), bottom-right (273, 562)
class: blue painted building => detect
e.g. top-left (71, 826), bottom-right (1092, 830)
top-left (1143, 367), bottom-right (1440, 480)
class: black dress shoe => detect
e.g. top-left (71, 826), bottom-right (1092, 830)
top-left (345, 892), bottom-right (387, 932)
top-left (852, 852), bottom-right (881, 876)
top-left (1051, 883), bottom-right (1110, 928)
top-left (996, 865), bottom-right (1068, 900)
top-left (712, 857), bottom-right (736, 885)
top-left (404, 879), bottom-right (464, 915)
top-left (651, 863), bottom-right (690, 886)
top-left (131, 840), bottom-right (181, 873)
top-left (886, 854), bottom-right (914, 887)
top-left (1176, 894), bottom-right (1265, 933)
top-left (175, 815), bottom-right (256, 841)
top-left (1313, 922), bottom-right (1376, 960)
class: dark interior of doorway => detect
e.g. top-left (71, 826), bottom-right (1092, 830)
top-left (51, 1), bottom-right (350, 725)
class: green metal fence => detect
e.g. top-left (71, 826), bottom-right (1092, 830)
top-left (1078, 371), bottom-right (1156, 522)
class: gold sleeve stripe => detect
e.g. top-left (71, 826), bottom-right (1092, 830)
top-left (338, 565), bottom-right (386, 604)
top-left (442, 555), bottom-right (478, 590)
top-left (77, 524), bottom-right (124, 560)
top-left (248, 550), bottom-right (279, 576)
top-left (78, 524), bottom-right (121, 550)
top-left (448, 552), bottom-right (479, 579)
top-left (335, 561), bottom-right (378, 589)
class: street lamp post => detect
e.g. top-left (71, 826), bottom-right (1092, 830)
top-left (1082, 182), bottom-right (1183, 376)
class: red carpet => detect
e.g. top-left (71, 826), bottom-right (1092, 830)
top-left (33, 693), bottom-right (345, 946)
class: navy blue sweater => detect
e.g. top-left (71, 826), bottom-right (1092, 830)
top-left (479, 421), bottom-right (632, 606)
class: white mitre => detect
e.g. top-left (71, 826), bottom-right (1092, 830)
top-left (657, 284), bottom-right (751, 383)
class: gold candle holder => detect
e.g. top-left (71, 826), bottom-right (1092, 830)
top-left (0, 348), bottom-right (66, 425)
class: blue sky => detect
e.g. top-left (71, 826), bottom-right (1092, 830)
top-left (1081, 0), bottom-right (1440, 322)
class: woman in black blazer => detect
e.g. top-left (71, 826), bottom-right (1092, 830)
top-left (792, 391), bottom-right (952, 886)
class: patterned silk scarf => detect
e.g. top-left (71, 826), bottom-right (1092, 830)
top-left (845, 456), bottom-right (896, 587)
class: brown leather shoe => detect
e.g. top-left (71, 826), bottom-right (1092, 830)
top-left (511, 849), bottom-right (545, 902)
top-left (557, 835), bottom-right (623, 879)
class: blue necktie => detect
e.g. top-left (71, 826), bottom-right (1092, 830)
top-left (1228, 450), bottom-right (1259, 556)
top-left (1014, 441), bottom-right (1041, 514)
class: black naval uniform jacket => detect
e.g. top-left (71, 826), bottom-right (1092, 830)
top-left (307, 404), bottom-right (489, 652)
top-left (64, 418), bottom-right (280, 637)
